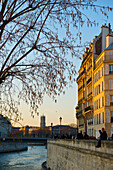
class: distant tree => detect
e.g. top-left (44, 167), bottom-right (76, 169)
top-left (0, 0), bottom-right (112, 121)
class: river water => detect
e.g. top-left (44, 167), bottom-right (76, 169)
top-left (0, 145), bottom-right (47, 170)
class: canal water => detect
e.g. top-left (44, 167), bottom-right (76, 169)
top-left (0, 145), bottom-right (47, 170)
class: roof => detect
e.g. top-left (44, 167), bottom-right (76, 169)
top-left (105, 42), bottom-right (113, 50)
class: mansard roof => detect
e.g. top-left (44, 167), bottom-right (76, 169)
top-left (105, 42), bottom-right (113, 50)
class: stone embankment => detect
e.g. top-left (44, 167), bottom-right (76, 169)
top-left (0, 140), bottom-right (28, 153)
top-left (47, 139), bottom-right (113, 170)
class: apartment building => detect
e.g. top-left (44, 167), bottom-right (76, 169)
top-left (76, 24), bottom-right (113, 138)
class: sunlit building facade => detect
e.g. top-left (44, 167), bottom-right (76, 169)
top-left (76, 24), bottom-right (113, 138)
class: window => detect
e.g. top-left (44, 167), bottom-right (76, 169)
top-left (102, 81), bottom-right (103, 91)
top-left (98, 70), bottom-right (100, 79)
top-left (97, 114), bottom-right (98, 124)
top-left (98, 113), bottom-right (101, 124)
top-left (109, 79), bottom-right (113, 89)
top-left (102, 112), bottom-right (104, 123)
top-left (102, 67), bottom-right (103, 76)
top-left (102, 97), bottom-right (104, 107)
top-left (98, 84), bottom-right (100, 93)
top-left (111, 111), bottom-right (113, 123)
top-left (94, 101), bottom-right (95, 110)
top-left (109, 65), bottom-right (113, 74)
top-left (79, 119), bottom-right (84, 127)
top-left (83, 91), bottom-right (85, 99)
top-left (94, 115), bottom-right (96, 125)
top-left (110, 96), bottom-right (113, 106)
top-left (83, 79), bottom-right (85, 87)
top-left (99, 99), bottom-right (100, 108)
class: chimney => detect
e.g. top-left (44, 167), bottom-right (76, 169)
top-left (101, 24), bottom-right (109, 50)
top-left (106, 34), bottom-right (113, 48)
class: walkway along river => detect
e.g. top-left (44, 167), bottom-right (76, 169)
top-left (0, 145), bottom-right (47, 170)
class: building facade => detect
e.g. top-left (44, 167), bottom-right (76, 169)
top-left (0, 114), bottom-right (12, 138)
top-left (40, 115), bottom-right (46, 128)
top-left (76, 24), bottom-right (113, 138)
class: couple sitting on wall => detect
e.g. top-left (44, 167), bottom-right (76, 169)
top-left (96, 128), bottom-right (107, 148)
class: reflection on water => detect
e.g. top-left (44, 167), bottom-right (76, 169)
top-left (0, 145), bottom-right (47, 170)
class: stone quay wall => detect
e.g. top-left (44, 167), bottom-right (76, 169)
top-left (47, 139), bottom-right (113, 170)
top-left (0, 140), bottom-right (28, 153)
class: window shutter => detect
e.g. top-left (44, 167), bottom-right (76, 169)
top-left (100, 68), bottom-right (102, 77)
top-left (100, 112), bottom-right (102, 124)
top-left (107, 95), bottom-right (110, 106)
top-left (109, 80), bottom-right (111, 89)
top-left (105, 64), bottom-right (109, 74)
top-left (107, 110), bottom-right (110, 123)
top-left (112, 80), bottom-right (113, 89)
top-left (100, 97), bottom-right (102, 107)
top-left (100, 82), bottom-right (102, 92)
top-left (109, 80), bottom-right (113, 89)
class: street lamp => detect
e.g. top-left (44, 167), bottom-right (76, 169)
top-left (51, 123), bottom-right (53, 138)
top-left (59, 117), bottom-right (62, 126)
top-left (59, 117), bottom-right (62, 138)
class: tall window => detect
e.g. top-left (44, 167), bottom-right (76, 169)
top-left (98, 84), bottom-right (100, 93)
top-left (111, 111), bottom-right (113, 123)
top-left (83, 90), bottom-right (85, 99)
top-left (99, 113), bottom-right (101, 124)
top-left (110, 96), bottom-right (113, 106)
top-left (102, 97), bottom-right (104, 107)
top-left (99, 99), bottom-right (100, 108)
top-left (97, 114), bottom-right (98, 124)
top-left (102, 81), bottom-right (103, 91)
top-left (109, 65), bottom-right (113, 74)
top-left (83, 79), bottom-right (85, 87)
top-left (102, 67), bottom-right (103, 76)
top-left (102, 112), bottom-right (104, 123)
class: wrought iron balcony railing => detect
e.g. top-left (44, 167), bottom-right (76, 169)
top-left (85, 106), bottom-right (93, 112)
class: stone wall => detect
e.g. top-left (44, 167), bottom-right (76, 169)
top-left (47, 139), bottom-right (113, 170)
top-left (0, 140), bottom-right (28, 153)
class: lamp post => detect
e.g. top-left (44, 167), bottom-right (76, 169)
top-left (51, 122), bottom-right (53, 138)
top-left (59, 117), bottom-right (62, 137)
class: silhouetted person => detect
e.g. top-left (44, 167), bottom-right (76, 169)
top-left (83, 132), bottom-right (89, 139)
top-left (77, 131), bottom-right (83, 139)
top-left (96, 128), bottom-right (107, 148)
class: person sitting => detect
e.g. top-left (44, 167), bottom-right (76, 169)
top-left (76, 131), bottom-right (83, 139)
top-left (96, 128), bottom-right (107, 148)
top-left (83, 132), bottom-right (89, 139)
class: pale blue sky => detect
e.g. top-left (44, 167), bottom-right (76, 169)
top-left (14, 0), bottom-right (113, 127)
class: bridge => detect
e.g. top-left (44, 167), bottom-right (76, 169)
top-left (0, 137), bottom-right (48, 145)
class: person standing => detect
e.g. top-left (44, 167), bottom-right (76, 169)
top-left (96, 128), bottom-right (107, 148)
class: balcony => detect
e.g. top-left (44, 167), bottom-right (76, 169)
top-left (87, 77), bottom-right (92, 85)
top-left (77, 69), bottom-right (85, 81)
top-left (87, 64), bottom-right (92, 72)
top-left (76, 111), bottom-right (82, 117)
top-left (78, 98), bottom-right (83, 104)
top-left (79, 124), bottom-right (84, 127)
top-left (85, 106), bottom-right (92, 112)
top-left (78, 85), bottom-right (83, 91)
top-left (88, 92), bottom-right (92, 98)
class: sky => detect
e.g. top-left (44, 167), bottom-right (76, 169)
top-left (13, 0), bottom-right (113, 128)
